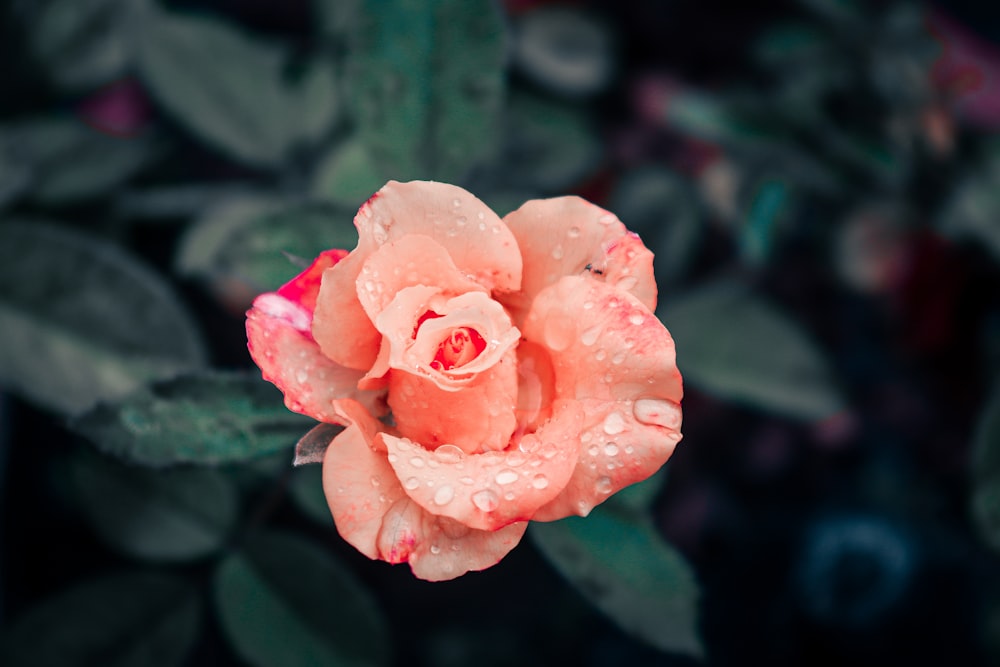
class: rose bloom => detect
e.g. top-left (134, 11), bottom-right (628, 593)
top-left (247, 181), bottom-right (683, 580)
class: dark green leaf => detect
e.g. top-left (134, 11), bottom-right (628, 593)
top-left (971, 389), bottom-right (1000, 553)
top-left (135, 5), bottom-right (337, 168)
top-left (115, 183), bottom-right (259, 222)
top-left (72, 451), bottom-right (238, 561)
top-left (0, 221), bottom-right (206, 415)
top-left (939, 149), bottom-right (1000, 264)
top-left (531, 503), bottom-right (702, 657)
top-left (1, 117), bottom-right (160, 205)
top-left (22, 0), bottom-right (132, 90)
top-left (348, 0), bottom-right (506, 182)
top-left (72, 371), bottom-right (312, 466)
top-left (177, 197), bottom-right (358, 295)
top-left (659, 279), bottom-right (845, 419)
top-left (501, 93), bottom-right (602, 191)
top-left (1, 571), bottom-right (200, 667)
top-left (214, 530), bottom-right (389, 667)
top-left (309, 138), bottom-right (386, 208)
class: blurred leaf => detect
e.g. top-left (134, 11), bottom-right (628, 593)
top-left (1, 571), bottom-right (200, 667)
top-left (939, 151), bottom-right (1000, 264)
top-left (315, 0), bottom-right (364, 49)
top-left (72, 371), bottom-right (312, 466)
top-left (502, 93), bottom-right (602, 191)
top-left (348, 0), bottom-right (506, 181)
top-left (612, 467), bottom-right (668, 513)
top-left (659, 279), bottom-right (845, 420)
top-left (135, 4), bottom-right (337, 168)
top-left (72, 451), bottom-right (238, 561)
top-left (1, 117), bottom-right (160, 205)
top-left (971, 389), bottom-right (1000, 553)
top-left (183, 200), bottom-right (358, 295)
top-left (664, 91), bottom-right (786, 147)
top-left (0, 222), bottom-right (205, 415)
top-left (531, 502), bottom-right (702, 657)
top-left (114, 183), bottom-right (259, 222)
top-left (214, 530), bottom-right (390, 667)
top-left (610, 167), bottom-right (703, 285)
top-left (23, 0), bottom-right (132, 90)
top-left (740, 177), bottom-right (791, 265)
top-left (289, 464), bottom-right (332, 525)
top-left (309, 138), bottom-right (386, 208)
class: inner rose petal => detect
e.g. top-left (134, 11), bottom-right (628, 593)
top-left (374, 287), bottom-right (520, 391)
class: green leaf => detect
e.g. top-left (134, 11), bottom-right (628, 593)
top-left (348, 0), bottom-right (506, 182)
top-left (659, 279), bottom-right (845, 420)
top-left (22, 0), bottom-right (132, 90)
top-left (309, 138), bottom-right (386, 208)
top-left (939, 149), bottom-right (1000, 264)
top-left (289, 464), bottom-right (332, 525)
top-left (0, 221), bottom-right (206, 415)
top-left (531, 503), bottom-right (703, 657)
top-left (971, 389), bottom-right (1000, 553)
top-left (72, 371), bottom-right (313, 466)
top-left (501, 93), bottom-right (602, 191)
top-left (182, 199), bottom-right (359, 294)
top-left (71, 451), bottom-right (239, 561)
top-left (135, 4), bottom-right (338, 168)
top-left (1, 571), bottom-right (201, 667)
top-left (214, 530), bottom-right (390, 667)
top-left (1, 117), bottom-right (160, 205)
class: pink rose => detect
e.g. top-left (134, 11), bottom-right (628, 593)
top-left (247, 181), bottom-right (683, 580)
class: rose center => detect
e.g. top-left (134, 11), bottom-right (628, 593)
top-left (430, 327), bottom-right (486, 371)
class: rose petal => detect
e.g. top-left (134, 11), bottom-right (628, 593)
top-left (247, 294), bottom-right (386, 421)
top-left (380, 399), bottom-right (583, 531)
top-left (520, 275), bottom-right (683, 520)
top-left (500, 196), bottom-right (657, 321)
top-left (277, 248), bottom-right (348, 313)
top-left (388, 348), bottom-right (518, 454)
top-left (358, 181), bottom-right (522, 293)
top-left (373, 287), bottom-right (520, 390)
top-left (313, 250), bottom-right (382, 370)
top-left (355, 234), bottom-right (485, 323)
top-left (323, 422), bottom-right (406, 559)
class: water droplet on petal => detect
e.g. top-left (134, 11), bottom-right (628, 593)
top-left (629, 311), bottom-right (645, 326)
top-left (459, 476), bottom-right (474, 485)
top-left (624, 444), bottom-right (635, 454)
top-left (604, 443), bottom-right (619, 456)
top-left (602, 412), bottom-right (626, 435)
top-left (568, 226), bottom-right (581, 238)
top-left (387, 453), bottom-right (398, 463)
top-left (617, 276), bottom-right (638, 291)
top-left (456, 216), bottom-right (467, 226)
top-left (551, 244), bottom-right (565, 260)
top-left (495, 469), bottom-right (519, 485)
top-left (430, 544), bottom-right (441, 554)
top-left (409, 456), bottom-right (425, 468)
top-left (452, 198), bottom-right (462, 208)
top-left (295, 370), bottom-right (308, 383)
top-left (370, 476), bottom-right (381, 487)
top-left (595, 349), bottom-right (607, 361)
top-left (434, 444), bottom-right (464, 464)
top-left (504, 491), bottom-right (516, 500)
top-left (506, 451), bottom-right (526, 467)
top-left (540, 443), bottom-right (558, 459)
top-left (633, 398), bottom-right (682, 429)
top-left (598, 213), bottom-right (616, 225)
top-left (531, 474), bottom-right (549, 489)
top-left (404, 477), bottom-right (420, 490)
top-left (472, 489), bottom-right (500, 512)
top-left (587, 444), bottom-right (600, 457)
top-left (433, 485), bottom-right (455, 505)
top-left (611, 352), bottom-right (627, 365)
top-left (596, 476), bottom-right (613, 494)
top-left (581, 325), bottom-right (601, 346)
top-left (583, 301), bottom-right (594, 310)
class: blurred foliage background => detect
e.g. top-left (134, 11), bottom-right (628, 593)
top-left (2, 0), bottom-right (1000, 664)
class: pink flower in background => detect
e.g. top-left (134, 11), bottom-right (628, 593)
top-left (247, 181), bottom-right (683, 580)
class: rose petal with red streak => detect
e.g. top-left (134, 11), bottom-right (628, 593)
top-left (500, 196), bottom-right (657, 321)
top-left (277, 248), bottom-right (348, 313)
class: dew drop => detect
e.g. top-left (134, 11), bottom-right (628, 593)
top-left (372, 221), bottom-right (388, 244)
top-left (430, 544), bottom-right (442, 555)
top-left (581, 325), bottom-right (601, 346)
top-left (495, 469), bottom-right (519, 485)
top-left (472, 489), bottom-right (500, 512)
top-left (459, 476), bottom-right (475, 485)
top-left (404, 477), bottom-right (420, 490)
top-left (596, 476), bottom-right (613, 494)
top-left (633, 398), bottom-right (682, 429)
top-left (506, 451), bottom-right (526, 467)
top-left (624, 444), bottom-right (634, 454)
top-left (531, 474), bottom-right (549, 489)
top-left (604, 443), bottom-right (620, 456)
top-left (551, 244), bottom-right (565, 260)
top-left (540, 443), bottom-right (558, 459)
top-left (387, 453), bottom-right (398, 463)
top-left (434, 444), bottom-right (464, 464)
top-left (452, 198), bottom-right (462, 208)
top-left (611, 352), bottom-right (627, 365)
top-left (598, 213), bottom-right (616, 225)
top-left (478, 222), bottom-right (487, 231)
top-left (370, 476), bottom-right (381, 487)
top-left (295, 370), bottom-right (308, 383)
top-left (603, 412), bottom-right (626, 435)
top-left (409, 456), bottom-right (426, 468)
top-left (588, 444), bottom-right (600, 457)
top-left (433, 485), bottom-right (455, 505)
top-left (567, 226), bottom-right (581, 238)
top-left (504, 491), bottom-right (516, 500)
top-left (617, 276), bottom-right (638, 291)
top-left (595, 349), bottom-right (607, 361)
top-left (583, 300), bottom-right (594, 310)
top-left (456, 216), bottom-right (467, 226)
top-left (629, 312), bottom-right (645, 326)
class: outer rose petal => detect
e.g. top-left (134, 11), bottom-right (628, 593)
top-left (521, 275), bottom-right (683, 520)
top-left (323, 421), bottom-right (527, 580)
top-left (247, 293), bottom-right (386, 421)
top-left (313, 250), bottom-right (381, 370)
top-left (380, 399), bottom-right (584, 531)
top-left (358, 181), bottom-right (522, 293)
top-left (388, 348), bottom-right (518, 454)
top-left (500, 196), bottom-right (657, 322)
top-left (277, 248), bottom-right (347, 312)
